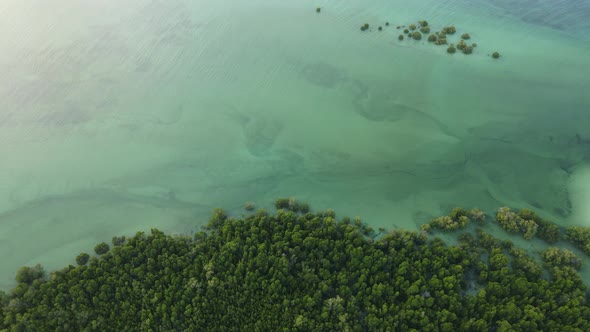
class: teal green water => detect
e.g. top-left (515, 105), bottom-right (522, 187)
top-left (1, 0), bottom-right (589, 288)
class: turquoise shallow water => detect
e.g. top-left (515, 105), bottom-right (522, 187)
top-left (0, 0), bottom-right (589, 289)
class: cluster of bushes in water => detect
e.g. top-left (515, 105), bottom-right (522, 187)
top-left (495, 207), bottom-right (561, 242)
top-left (2, 199), bottom-right (590, 331)
top-left (566, 226), bottom-right (590, 255)
top-left (420, 207), bottom-right (486, 232)
top-left (355, 16), bottom-right (501, 59)
top-left (422, 207), bottom-right (561, 242)
top-left (421, 205), bottom-right (590, 256)
top-left (315, 7), bottom-right (502, 58)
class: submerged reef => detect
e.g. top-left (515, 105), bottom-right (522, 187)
top-left (1, 203), bottom-right (589, 331)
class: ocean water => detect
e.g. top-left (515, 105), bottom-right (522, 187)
top-left (1, 0), bottom-right (589, 289)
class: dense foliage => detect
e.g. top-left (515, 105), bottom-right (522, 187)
top-left (541, 248), bottom-right (583, 271)
top-left (566, 227), bottom-right (590, 256)
top-left (496, 207), bottom-right (561, 242)
top-left (274, 197), bottom-right (310, 214)
top-left (421, 207), bottom-right (485, 232)
top-left (1, 207), bottom-right (589, 331)
top-left (93, 242), bottom-right (110, 256)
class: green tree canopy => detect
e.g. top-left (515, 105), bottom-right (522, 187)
top-left (1, 207), bottom-right (589, 331)
top-left (93, 242), bottom-right (110, 255)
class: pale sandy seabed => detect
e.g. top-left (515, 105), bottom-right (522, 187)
top-left (0, 0), bottom-right (589, 289)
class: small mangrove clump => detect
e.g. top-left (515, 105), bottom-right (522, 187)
top-left (565, 226), bottom-right (590, 255)
top-left (75, 253), bottom-right (90, 266)
top-left (325, 208), bottom-right (336, 218)
top-left (398, 34), bottom-right (404, 40)
top-left (495, 207), bottom-right (560, 240)
top-left (421, 207), bottom-right (471, 232)
top-left (418, 20), bottom-right (428, 27)
top-left (519, 219), bottom-right (538, 240)
top-left (360, 23), bottom-right (369, 31)
top-left (442, 26), bottom-right (456, 34)
top-left (409, 24), bottom-right (416, 31)
top-left (457, 40), bottom-right (467, 51)
top-left (428, 34), bottom-right (437, 42)
top-left (94, 242), bottom-right (110, 255)
top-left (542, 247), bottom-right (583, 270)
top-left (447, 44), bottom-right (456, 53)
top-left (403, 28), bottom-right (409, 33)
top-left (378, 26), bottom-right (382, 31)
top-left (492, 51), bottom-right (500, 59)
top-left (14, 264), bottom-right (45, 285)
top-left (518, 208), bottom-right (561, 243)
top-left (462, 45), bottom-right (473, 55)
top-left (420, 26), bottom-right (430, 34)
top-left (112, 236), bottom-right (126, 247)
top-left (469, 208), bottom-right (486, 223)
top-left (316, 7), bottom-right (321, 13)
top-left (496, 207), bottom-right (521, 233)
top-left (472, 43), bottom-right (477, 47)
top-left (435, 38), bottom-right (448, 45)
top-left (244, 202), bottom-right (255, 211)
top-left (274, 197), bottom-right (310, 213)
top-left (386, 22), bottom-right (390, 26)
top-left (412, 31), bottom-right (422, 40)
top-left (461, 33), bottom-right (471, 40)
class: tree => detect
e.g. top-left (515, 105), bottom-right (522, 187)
top-left (76, 253), bottom-right (90, 266)
top-left (1, 206), bottom-right (589, 331)
top-left (112, 236), bottom-right (126, 247)
top-left (94, 242), bottom-right (110, 255)
top-left (15, 264), bottom-right (45, 284)
top-left (565, 227), bottom-right (590, 255)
